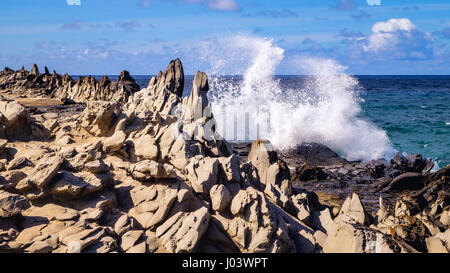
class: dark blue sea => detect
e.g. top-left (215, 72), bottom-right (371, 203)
top-left (80, 75), bottom-right (450, 168)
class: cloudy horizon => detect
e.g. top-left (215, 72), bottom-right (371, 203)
top-left (1, 0), bottom-right (449, 75)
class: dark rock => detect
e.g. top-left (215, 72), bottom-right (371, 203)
top-left (391, 152), bottom-right (408, 172)
top-left (0, 64), bottom-right (140, 105)
top-left (386, 172), bottom-right (425, 192)
top-left (279, 142), bottom-right (348, 167)
top-left (61, 98), bottom-right (76, 105)
top-left (422, 159), bottom-right (435, 175)
top-left (150, 58), bottom-right (185, 97)
top-left (295, 162), bottom-right (328, 181)
top-left (367, 159), bottom-right (386, 178)
top-left (406, 154), bottom-right (426, 173)
top-left (391, 152), bottom-right (429, 174)
top-left (0, 190), bottom-right (30, 217)
top-left (118, 70), bottom-right (134, 83)
top-left (30, 64), bottom-right (39, 76)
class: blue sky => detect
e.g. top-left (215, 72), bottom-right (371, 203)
top-left (0, 0), bottom-right (449, 75)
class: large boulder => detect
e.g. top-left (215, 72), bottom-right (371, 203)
top-left (279, 142), bottom-right (348, 166)
top-left (156, 206), bottom-right (209, 253)
top-left (0, 97), bottom-right (32, 140)
top-left (186, 157), bottom-right (219, 194)
top-left (79, 101), bottom-right (121, 137)
top-left (0, 190), bottom-right (30, 217)
top-left (385, 172), bottom-right (425, 192)
top-left (210, 184), bottom-right (231, 212)
top-left (323, 221), bottom-right (415, 253)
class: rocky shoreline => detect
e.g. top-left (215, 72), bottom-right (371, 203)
top-left (0, 60), bottom-right (448, 253)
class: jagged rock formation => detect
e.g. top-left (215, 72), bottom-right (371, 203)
top-left (0, 96), bottom-right (48, 140)
top-left (0, 65), bottom-right (140, 104)
top-left (0, 59), bottom-right (448, 253)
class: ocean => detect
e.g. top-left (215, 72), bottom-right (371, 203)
top-left (85, 74), bottom-right (450, 168)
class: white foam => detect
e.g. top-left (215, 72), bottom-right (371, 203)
top-left (206, 35), bottom-right (397, 162)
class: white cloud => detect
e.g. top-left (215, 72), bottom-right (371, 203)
top-left (363, 18), bottom-right (432, 54)
top-left (165, 0), bottom-right (239, 11)
top-left (67, 0), bottom-right (81, 6)
top-left (205, 0), bottom-right (239, 11)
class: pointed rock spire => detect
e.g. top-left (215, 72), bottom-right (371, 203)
top-left (185, 71), bottom-right (209, 121)
top-left (30, 64), bottom-right (39, 75)
top-left (44, 66), bottom-right (50, 75)
top-left (154, 59), bottom-right (184, 97)
top-left (118, 70), bottom-right (134, 82)
top-left (99, 75), bottom-right (111, 87)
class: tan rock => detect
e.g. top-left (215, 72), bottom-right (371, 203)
top-left (129, 186), bottom-right (177, 229)
top-left (324, 222), bottom-right (400, 253)
top-left (186, 156), bottom-right (219, 194)
top-left (426, 237), bottom-right (448, 253)
top-left (334, 193), bottom-right (371, 226)
top-left (156, 206), bottom-right (210, 253)
top-left (79, 101), bottom-right (121, 137)
top-left (114, 214), bottom-right (136, 237)
top-left (120, 230), bottom-right (144, 252)
top-left (135, 134), bottom-right (159, 161)
top-left (84, 160), bottom-right (109, 174)
top-left (7, 156), bottom-right (28, 170)
top-left (28, 155), bottom-right (64, 189)
top-left (0, 190), bottom-right (30, 217)
top-left (210, 184), bottom-right (231, 212)
top-left (129, 160), bottom-right (176, 181)
top-left (439, 208), bottom-right (449, 226)
top-left (218, 154), bottom-right (241, 183)
top-left (23, 203), bottom-right (79, 221)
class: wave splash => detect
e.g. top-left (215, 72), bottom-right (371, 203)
top-left (205, 35), bottom-right (396, 162)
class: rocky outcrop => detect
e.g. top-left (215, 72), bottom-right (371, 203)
top-left (0, 59), bottom-right (448, 253)
top-left (0, 96), bottom-right (48, 140)
top-left (0, 65), bottom-right (140, 104)
top-left (0, 190), bottom-right (30, 217)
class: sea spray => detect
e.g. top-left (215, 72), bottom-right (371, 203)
top-left (205, 35), bottom-right (396, 161)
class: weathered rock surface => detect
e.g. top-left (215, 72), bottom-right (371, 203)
top-left (0, 65), bottom-right (140, 104)
top-left (0, 59), bottom-right (447, 254)
top-left (0, 190), bottom-right (30, 217)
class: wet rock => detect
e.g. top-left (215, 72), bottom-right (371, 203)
top-left (279, 142), bottom-right (348, 166)
top-left (295, 162), bottom-right (328, 181)
top-left (406, 154), bottom-right (427, 173)
top-left (391, 152), bottom-right (408, 172)
top-left (367, 160), bottom-right (386, 178)
top-left (386, 172), bottom-right (425, 192)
